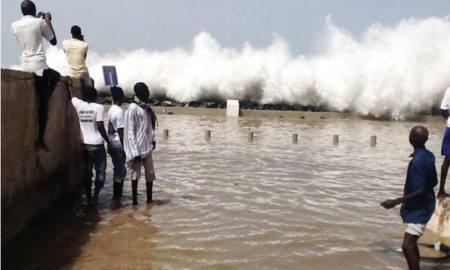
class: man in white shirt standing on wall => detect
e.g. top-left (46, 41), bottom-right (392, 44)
top-left (62, 26), bottom-right (93, 87)
top-left (108, 87), bottom-right (127, 199)
top-left (439, 86), bottom-right (450, 199)
top-left (71, 86), bottom-right (111, 205)
top-left (124, 82), bottom-right (157, 205)
top-left (11, 0), bottom-right (61, 148)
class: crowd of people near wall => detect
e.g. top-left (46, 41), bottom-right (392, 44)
top-left (9, 1), bottom-right (450, 269)
top-left (11, 0), bottom-right (157, 206)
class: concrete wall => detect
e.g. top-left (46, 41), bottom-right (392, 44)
top-left (1, 69), bottom-right (83, 246)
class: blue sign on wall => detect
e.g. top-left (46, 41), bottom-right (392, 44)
top-left (102, 66), bottom-right (118, 86)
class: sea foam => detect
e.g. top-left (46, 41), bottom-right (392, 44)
top-left (38, 17), bottom-right (450, 118)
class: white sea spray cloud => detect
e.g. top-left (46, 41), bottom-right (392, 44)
top-left (38, 17), bottom-right (450, 119)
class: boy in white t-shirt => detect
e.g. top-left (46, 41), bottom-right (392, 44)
top-left (439, 87), bottom-right (450, 199)
top-left (71, 86), bottom-right (111, 205)
top-left (108, 87), bottom-right (127, 199)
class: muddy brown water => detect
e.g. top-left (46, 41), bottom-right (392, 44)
top-left (3, 115), bottom-right (450, 270)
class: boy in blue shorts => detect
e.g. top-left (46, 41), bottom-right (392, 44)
top-left (381, 126), bottom-right (437, 270)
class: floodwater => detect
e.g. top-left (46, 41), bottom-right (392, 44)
top-left (3, 114), bottom-right (450, 270)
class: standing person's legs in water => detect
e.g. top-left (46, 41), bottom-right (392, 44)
top-left (35, 68), bottom-right (61, 148)
top-left (92, 144), bottom-right (107, 204)
top-left (82, 144), bottom-right (106, 205)
top-left (143, 153), bottom-right (156, 203)
top-left (439, 127), bottom-right (450, 199)
top-left (130, 157), bottom-right (141, 205)
top-left (130, 154), bottom-right (155, 205)
top-left (111, 147), bottom-right (126, 198)
top-left (402, 232), bottom-right (421, 270)
top-left (81, 144), bottom-right (95, 204)
top-left (439, 156), bottom-right (450, 198)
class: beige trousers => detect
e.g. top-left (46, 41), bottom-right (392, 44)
top-left (130, 153), bottom-right (156, 182)
top-left (72, 72), bottom-right (94, 87)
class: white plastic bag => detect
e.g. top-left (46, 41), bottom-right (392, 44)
top-left (427, 198), bottom-right (450, 237)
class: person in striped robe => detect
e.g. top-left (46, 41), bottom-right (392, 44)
top-left (124, 82), bottom-right (157, 205)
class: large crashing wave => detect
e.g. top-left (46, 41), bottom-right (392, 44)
top-left (40, 17), bottom-right (450, 118)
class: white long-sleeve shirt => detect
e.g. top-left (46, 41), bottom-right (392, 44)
top-left (124, 103), bottom-right (155, 167)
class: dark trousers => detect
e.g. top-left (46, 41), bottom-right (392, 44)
top-left (81, 144), bottom-right (107, 189)
top-left (35, 68), bottom-right (61, 145)
top-left (110, 145), bottom-right (127, 182)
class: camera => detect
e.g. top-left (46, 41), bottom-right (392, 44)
top-left (39, 12), bottom-right (46, 19)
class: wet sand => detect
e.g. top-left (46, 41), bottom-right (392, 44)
top-left (3, 115), bottom-right (450, 270)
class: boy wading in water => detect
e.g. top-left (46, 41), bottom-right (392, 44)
top-left (381, 126), bottom-right (437, 270)
top-left (108, 87), bottom-right (127, 199)
top-left (71, 86), bottom-right (111, 205)
top-left (124, 83), bottom-right (157, 205)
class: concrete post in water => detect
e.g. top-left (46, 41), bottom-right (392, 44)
top-left (370, 136), bottom-right (377, 147)
top-left (205, 130), bottom-right (211, 141)
top-left (163, 129), bottom-right (169, 139)
top-left (333, 135), bottom-right (339, 145)
top-left (292, 133), bottom-right (298, 144)
top-left (227, 100), bottom-right (240, 117)
top-left (248, 131), bottom-right (254, 142)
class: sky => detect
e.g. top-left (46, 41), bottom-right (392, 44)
top-left (2, 0), bottom-right (450, 68)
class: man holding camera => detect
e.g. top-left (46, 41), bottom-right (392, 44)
top-left (11, 0), bottom-right (61, 148)
top-left (63, 26), bottom-right (93, 87)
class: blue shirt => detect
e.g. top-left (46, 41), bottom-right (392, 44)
top-left (400, 147), bottom-right (438, 224)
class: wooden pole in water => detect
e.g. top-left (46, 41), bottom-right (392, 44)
top-left (205, 130), bottom-right (211, 141)
top-left (163, 129), bottom-right (169, 139)
top-left (370, 135), bottom-right (377, 147)
top-left (333, 135), bottom-right (339, 145)
top-left (292, 133), bottom-right (298, 144)
top-left (248, 131), bottom-right (254, 142)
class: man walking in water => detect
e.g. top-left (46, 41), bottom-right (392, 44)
top-left (439, 86), bottom-right (450, 199)
top-left (124, 82), bottom-right (157, 205)
top-left (62, 25), bottom-right (93, 87)
top-left (11, 0), bottom-right (60, 147)
top-left (108, 87), bottom-right (127, 199)
top-left (71, 85), bottom-right (111, 205)
top-left (381, 126), bottom-right (438, 270)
